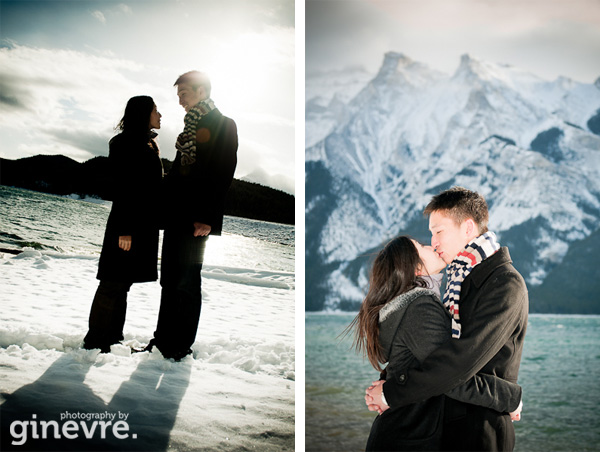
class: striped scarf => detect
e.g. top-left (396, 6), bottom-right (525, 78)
top-left (176, 98), bottom-right (216, 166)
top-left (443, 231), bottom-right (500, 339)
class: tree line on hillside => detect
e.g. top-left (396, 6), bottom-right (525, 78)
top-left (0, 155), bottom-right (294, 225)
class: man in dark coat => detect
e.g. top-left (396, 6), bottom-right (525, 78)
top-left (366, 186), bottom-right (528, 451)
top-left (147, 71), bottom-right (238, 360)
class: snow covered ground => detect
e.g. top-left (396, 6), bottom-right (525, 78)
top-left (0, 244), bottom-right (295, 451)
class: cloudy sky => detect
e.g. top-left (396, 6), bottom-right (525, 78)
top-left (306, 0), bottom-right (600, 83)
top-left (0, 0), bottom-right (295, 194)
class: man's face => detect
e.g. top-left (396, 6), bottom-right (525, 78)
top-left (177, 83), bottom-right (206, 112)
top-left (429, 210), bottom-right (471, 264)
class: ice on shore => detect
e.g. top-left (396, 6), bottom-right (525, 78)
top-left (0, 248), bottom-right (295, 451)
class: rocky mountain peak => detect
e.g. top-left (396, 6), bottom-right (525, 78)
top-left (374, 52), bottom-right (414, 82)
top-left (452, 53), bottom-right (488, 81)
top-left (305, 51), bottom-right (600, 313)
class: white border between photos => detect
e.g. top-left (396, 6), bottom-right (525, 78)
top-left (295, 0), bottom-right (306, 450)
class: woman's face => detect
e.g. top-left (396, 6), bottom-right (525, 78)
top-left (149, 104), bottom-right (161, 129)
top-left (412, 239), bottom-right (446, 275)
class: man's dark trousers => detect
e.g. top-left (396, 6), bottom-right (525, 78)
top-left (153, 227), bottom-right (208, 357)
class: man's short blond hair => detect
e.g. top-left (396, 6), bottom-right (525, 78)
top-left (174, 71), bottom-right (212, 97)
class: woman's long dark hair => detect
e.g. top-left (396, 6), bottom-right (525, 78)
top-left (346, 236), bottom-right (427, 371)
top-left (116, 95), bottom-right (155, 135)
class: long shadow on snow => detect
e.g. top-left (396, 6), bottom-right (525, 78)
top-left (0, 352), bottom-right (191, 451)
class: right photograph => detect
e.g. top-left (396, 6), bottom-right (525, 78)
top-left (304, 1), bottom-right (600, 451)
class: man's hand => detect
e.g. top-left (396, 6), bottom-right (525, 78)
top-left (119, 236), bottom-right (132, 251)
top-left (193, 222), bottom-right (211, 237)
top-left (510, 399), bottom-right (523, 422)
top-left (365, 380), bottom-right (390, 415)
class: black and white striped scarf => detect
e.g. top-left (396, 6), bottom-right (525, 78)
top-left (176, 98), bottom-right (216, 166)
top-left (443, 231), bottom-right (500, 339)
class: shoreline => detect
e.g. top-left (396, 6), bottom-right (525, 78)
top-left (1, 235), bottom-right (295, 451)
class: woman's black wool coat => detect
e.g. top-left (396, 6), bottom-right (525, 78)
top-left (97, 131), bottom-right (163, 283)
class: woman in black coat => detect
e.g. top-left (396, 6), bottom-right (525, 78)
top-left (83, 96), bottom-right (163, 353)
top-left (347, 236), bottom-right (522, 451)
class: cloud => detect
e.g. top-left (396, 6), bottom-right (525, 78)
top-left (0, 0), bottom-right (296, 194)
top-left (242, 168), bottom-right (294, 195)
top-left (0, 42), bottom-right (295, 192)
top-left (42, 125), bottom-right (110, 158)
top-left (0, 77), bottom-right (31, 111)
top-left (367, 0), bottom-right (600, 32)
top-left (0, 44), bottom-right (154, 160)
top-left (0, 71), bottom-right (67, 117)
top-left (91, 3), bottom-right (132, 24)
top-left (117, 4), bottom-right (133, 15)
top-left (236, 111), bottom-right (295, 129)
top-left (236, 137), bottom-right (295, 194)
top-left (91, 10), bottom-right (106, 24)
top-left (307, 0), bottom-right (600, 82)
top-left (0, 92), bottom-right (24, 109)
top-left (0, 46), bottom-right (146, 125)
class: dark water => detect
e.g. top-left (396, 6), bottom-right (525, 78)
top-left (306, 313), bottom-right (600, 452)
top-left (0, 185), bottom-right (294, 255)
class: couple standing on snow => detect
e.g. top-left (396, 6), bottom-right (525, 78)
top-left (82, 71), bottom-right (238, 361)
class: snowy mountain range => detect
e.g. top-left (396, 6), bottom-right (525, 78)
top-left (306, 52), bottom-right (600, 313)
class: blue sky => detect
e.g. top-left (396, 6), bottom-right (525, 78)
top-left (0, 0), bottom-right (295, 194)
top-left (306, 0), bottom-right (600, 83)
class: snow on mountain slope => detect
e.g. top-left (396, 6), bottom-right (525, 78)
top-left (306, 66), bottom-right (373, 149)
top-left (306, 51), bottom-right (600, 311)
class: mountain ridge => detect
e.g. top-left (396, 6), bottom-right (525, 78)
top-left (1, 154), bottom-right (295, 225)
top-left (306, 52), bottom-right (600, 313)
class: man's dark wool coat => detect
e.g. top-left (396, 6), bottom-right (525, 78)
top-left (163, 108), bottom-right (238, 235)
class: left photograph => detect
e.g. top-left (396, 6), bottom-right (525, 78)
top-left (0, 1), bottom-right (295, 451)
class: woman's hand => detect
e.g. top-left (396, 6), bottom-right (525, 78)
top-left (365, 380), bottom-right (390, 415)
top-left (510, 399), bottom-right (523, 422)
top-left (193, 222), bottom-right (211, 237)
top-left (119, 236), bottom-right (132, 251)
